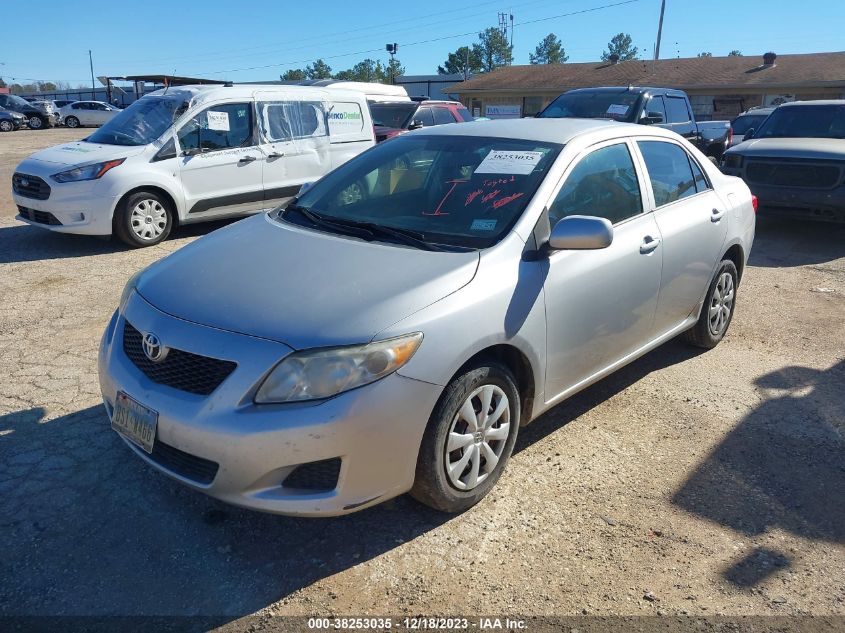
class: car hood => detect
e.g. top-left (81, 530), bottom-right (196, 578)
top-left (137, 214), bottom-right (480, 349)
top-left (23, 141), bottom-right (147, 167)
top-left (727, 137), bottom-right (845, 160)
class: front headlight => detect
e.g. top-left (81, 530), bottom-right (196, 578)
top-left (51, 158), bottom-right (125, 183)
top-left (255, 333), bottom-right (423, 404)
top-left (119, 268), bottom-right (145, 313)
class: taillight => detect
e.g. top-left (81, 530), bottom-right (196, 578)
top-left (751, 195), bottom-right (758, 213)
top-left (728, 127), bottom-right (733, 145)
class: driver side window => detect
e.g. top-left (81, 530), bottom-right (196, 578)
top-left (177, 102), bottom-right (254, 152)
top-left (548, 143), bottom-right (643, 226)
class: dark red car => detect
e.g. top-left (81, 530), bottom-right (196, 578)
top-left (370, 100), bottom-right (473, 142)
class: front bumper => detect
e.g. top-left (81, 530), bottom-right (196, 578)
top-left (98, 292), bottom-right (442, 516)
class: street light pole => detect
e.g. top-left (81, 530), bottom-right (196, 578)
top-left (89, 50), bottom-right (96, 99)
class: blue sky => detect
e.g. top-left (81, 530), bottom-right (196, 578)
top-left (1, 0), bottom-right (841, 86)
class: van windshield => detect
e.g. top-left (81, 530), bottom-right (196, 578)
top-left (87, 96), bottom-right (190, 146)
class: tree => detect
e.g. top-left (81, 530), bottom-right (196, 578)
top-left (728, 50), bottom-right (743, 56)
top-left (0, 77), bottom-right (6, 89)
top-left (472, 27), bottom-right (513, 72)
top-left (305, 59), bottom-right (332, 80)
top-left (529, 33), bottom-right (568, 64)
top-left (697, 52), bottom-right (713, 58)
top-left (386, 58), bottom-right (405, 82)
top-left (334, 59), bottom-right (386, 82)
top-left (281, 68), bottom-right (305, 81)
top-left (438, 46), bottom-right (483, 76)
top-left (601, 32), bottom-right (638, 62)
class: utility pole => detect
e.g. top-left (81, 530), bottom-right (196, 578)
top-left (385, 43), bottom-right (398, 84)
top-left (654, 0), bottom-right (666, 60)
top-left (88, 50), bottom-right (96, 99)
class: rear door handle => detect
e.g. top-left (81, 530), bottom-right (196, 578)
top-left (238, 156), bottom-right (257, 163)
top-left (640, 236), bottom-right (661, 254)
top-left (711, 208), bottom-right (725, 222)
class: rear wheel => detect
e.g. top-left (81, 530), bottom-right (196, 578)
top-left (411, 362), bottom-right (520, 513)
top-left (114, 191), bottom-right (174, 248)
top-left (64, 116), bottom-right (80, 128)
top-left (683, 259), bottom-right (738, 349)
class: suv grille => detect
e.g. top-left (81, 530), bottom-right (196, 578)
top-left (18, 206), bottom-right (62, 225)
top-left (123, 321), bottom-right (237, 396)
top-left (12, 173), bottom-right (51, 200)
top-left (148, 440), bottom-right (219, 485)
top-left (745, 160), bottom-right (842, 189)
top-left (282, 458), bottom-right (342, 491)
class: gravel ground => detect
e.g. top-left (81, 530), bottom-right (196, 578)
top-left (1, 129), bottom-right (843, 624)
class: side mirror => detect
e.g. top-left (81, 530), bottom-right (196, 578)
top-left (743, 128), bottom-right (755, 141)
top-left (642, 111), bottom-right (664, 125)
top-left (548, 216), bottom-right (614, 251)
top-left (408, 120), bottom-right (424, 130)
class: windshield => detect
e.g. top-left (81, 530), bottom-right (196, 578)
top-left (87, 96), bottom-right (189, 146)
top-left (754, 105), bottom-right (845, 139)
top-left (538, 91), bottom-right (641, 122)
top-left (5, 94), bottom-right (33, 109)
top-left (369, 102), bottom-right (418, 128)
top-left (731, 113), bottom-right (769, 135)
top-left (290, 135), bottom-right (562, 249)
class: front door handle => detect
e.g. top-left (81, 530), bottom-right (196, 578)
top-left (238, 156), bottom-right (257, 164)
top-left (711, 208), bottom-right (725, 222)
top-left (267, 152), bottom-right (284, 159)
top-left (640, 236), bottom-right (661, 254)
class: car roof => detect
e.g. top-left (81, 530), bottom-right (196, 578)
top-left (779, 99), bottom-right (845, 107)
top-left (146, 83), bottom-right (370, 106)
top-left (409, 117), bottom-right (664, 143)
top-left (565, 86), bottom-right (685, 97)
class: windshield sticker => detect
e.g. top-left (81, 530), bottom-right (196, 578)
top-left (471, 219), bottom-right (497, 231)
top-left (475, 150), bottom-right (544, 175)
top-left (206, 111), bottom-right (230, 132)
top-left (606, 104), bottom-right (630, 116)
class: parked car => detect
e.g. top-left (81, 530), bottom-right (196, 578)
top-left (98, 118), bottom-right (755, 516)
top-left (53, 99), bottom-right (76, 109)
top-left (30, 100), bottom-right (59, 118)
top-left (538, 87), bottom-right (732, 158)
top-left (728, 107), bottom-right (774, 147)
top-left (722, 100), bottom-right (845, 222)
top-left (59, 101), bottom-right (122, 128)
top-left (0, 93), bottom-right (56, 129)
top-left (14, 84), bottom-right (375, 246)
top-left (370, 100), bottom-right (473, 142)
top-left (0, 107), bottom-right (26, 132)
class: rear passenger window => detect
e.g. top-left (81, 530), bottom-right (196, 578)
top-left (259, 101), bottom-right (327, 142)
top-left (549, 143), bottom-right (643, 226)
top-left (688, 156), bottom-right (711, 192)
top-left (296, 101), bottom-right (328, 138)
top-left (637, 141), bottom-right (698, 206)
top-left (433, 108), bottom-right (455, 125)
top-left (665, 97), bottom-right (691, 124)
top-left (178, 102), bottom-right (254, 152)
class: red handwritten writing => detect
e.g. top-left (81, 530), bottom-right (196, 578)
top-left (465, 189), bottom-right (483, 206)
top-left (481, 190), bottom-right (500, 204)
top-left (492, 192), bottom-right (524, 209)
top-left (483, 176), bottom-right (516, 187)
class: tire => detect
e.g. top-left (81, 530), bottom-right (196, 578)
top-left (113, 191), bottom-right (174, 248)
top-left (0, 120), bottom-right (12, 133)
top-left (64, 116), bottom-right (80, 128)
top-left (411, 361), bottom-right (520, 513)
top-left (683, 259), bottom-right (738, 349)
top-left (28, 115), bottom-right (46, 129)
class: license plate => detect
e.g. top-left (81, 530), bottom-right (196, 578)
top-left (112, 391), bottom-right (158, 454)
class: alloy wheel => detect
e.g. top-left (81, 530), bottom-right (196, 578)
top-left (0, 120), bottom-right (12, 132)
top-left (708, 271), bottom-right (735, 336)
top-left (29, 116), bottom-right (43, 129)
top-left (444, 384), bottom-right (511, 491)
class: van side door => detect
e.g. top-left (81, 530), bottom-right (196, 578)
top-left (256, 96), bottom-right (331, 209)
top-left (175, 101), bottom-right (264, 219)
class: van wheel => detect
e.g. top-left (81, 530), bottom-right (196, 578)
top-left (411, 361), bottom-right (520, 513)
top-left (114, 191), bottom-right (174, 248)
top-left (64, 116), bottom-right (80, 128)
top-left (683, 259), bottom-right (738, 349)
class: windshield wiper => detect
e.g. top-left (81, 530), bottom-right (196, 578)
top-left (284, 204), bottom-right (373, 240)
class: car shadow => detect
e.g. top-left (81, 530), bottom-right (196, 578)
top-left (0, 219), bottom-right (242, 264)
top-left (672, 361), bottom-right (845, 587)
top-left (749, 215), bottom-right (845, 268)
top-left (1, 338), bottom-right (707, 620)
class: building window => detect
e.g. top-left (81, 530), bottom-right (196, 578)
top-left (523, 96), bottom-right (544, 117)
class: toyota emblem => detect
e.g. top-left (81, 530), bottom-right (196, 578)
top-left (142, 332), bottom-right (168, 363)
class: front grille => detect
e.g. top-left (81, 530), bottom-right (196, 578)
top-left (12, 172), bottom-right (51, 200)
top-left (123, 321), bottom-right (237, 396)
top-left (745, 160), bottom-right (842, 189)
top-left (282, 458), bottom-right (342, 491)
top-left (17, 205), bottom-right (62, 225)
top-left (148, 439), bottom-right (219, 485)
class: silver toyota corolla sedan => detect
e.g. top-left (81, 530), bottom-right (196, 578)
top-left (99, 119), bottom-right (755, 516)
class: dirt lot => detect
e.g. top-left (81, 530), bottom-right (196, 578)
top-left (1, 129), bottom-right (843, 625)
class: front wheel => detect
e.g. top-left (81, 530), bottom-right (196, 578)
top-left (64, 116), bottom-right (80, 128)
top-left (683, 259), bottom-right (738, 349)
top-left (28, 115), bottom-right (46, 129)
top-left (113, 191), bottom-right (174, 247)
top-left (411, 362), bottom-right (520, 513)
top-left (0, 120), bottom-right (12, 132)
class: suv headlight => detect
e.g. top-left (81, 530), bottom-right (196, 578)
top-left (51, 158), bottom-right (125, 183)
top-left (255, 333), bottom-right (423, 404)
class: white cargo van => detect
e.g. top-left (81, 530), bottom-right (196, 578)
top-left (12, 84), bottom-right (374, 246)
